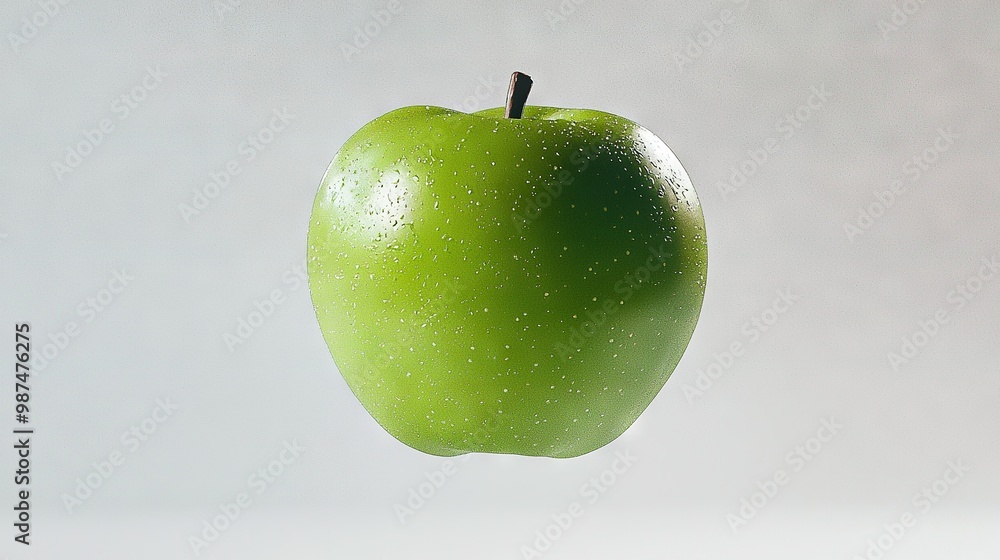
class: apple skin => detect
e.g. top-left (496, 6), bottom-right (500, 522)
top-left (308, 105), bottom-right (706, 458)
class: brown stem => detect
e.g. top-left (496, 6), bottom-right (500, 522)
top-left (504, 72), bottom-right (533, 119)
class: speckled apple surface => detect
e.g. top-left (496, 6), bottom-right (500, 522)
top-left (307, 105), bottom-right (707, 457)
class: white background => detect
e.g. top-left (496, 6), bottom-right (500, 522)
top-left (1, 1), bottom-right (998, 558)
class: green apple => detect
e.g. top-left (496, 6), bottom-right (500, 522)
top-left (308, 74), bottom-right (706, 458)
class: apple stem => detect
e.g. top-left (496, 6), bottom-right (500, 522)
top-left (504, 72), bottom-right (533, 119)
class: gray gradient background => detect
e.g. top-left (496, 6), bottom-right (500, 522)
top-left (1, 1), bottom-right (998, 558)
